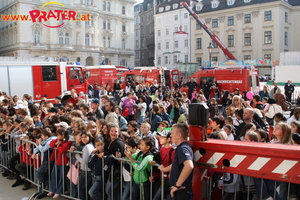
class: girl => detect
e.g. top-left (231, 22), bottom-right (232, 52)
top-left (287, 107), bottom-right (300, 125)
top-left (208, 98), bottom-right (219, 119)
top-left (223, 125), bottom-right (235, 141)
top-left (86, 121), bottom-right (100, 139)
top-left (105, 125), bottom-right (124, 200)
top-left (167, 98), bottom-right (180, 124)
top-left (237, 123), bottom-right (256, 141)
top-left (88, 137), bottom-right (105, 200)
top-left (291, 121), bottom-right (300, 135)
top-left (136, 95), bottom-right (147, 124)
top-left (125, 136), bottom-right (154, 200)
top-left (48, 128), bottom-right (72, 198)
top-left (96, 119), bottom-right (106, 133)
top-left (75, 130), bottom-right (94, 200)
top-left (273, 122), bottom-right (295, 144)
top-left (244, 131), bottom-right (259, 142)
top-left (191, 88), bottom-right (197, 100)
top-left (122, 92), bottom-right (136, 121)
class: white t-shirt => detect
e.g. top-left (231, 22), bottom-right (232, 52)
top-left (140, 102), bottom-right (147, 116)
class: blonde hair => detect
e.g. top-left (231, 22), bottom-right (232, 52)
top-left (276, 122), bottom-right (294, 144)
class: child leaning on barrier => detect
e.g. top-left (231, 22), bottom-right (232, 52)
top-left (32, 128), bottom-right (56, 188)
top-left (124, 136), bottom-right (154, 200)
top-left (0, 121), bottom-right (12, 177)
top-left (88, 136), bottom-right (105, 200)
top-left (47, 128), bottom-right (72, 199)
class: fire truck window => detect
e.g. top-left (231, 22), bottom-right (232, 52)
top-left (256, 76), bottom-right (259, 87)
top-left (119, 76), bottom-right (124, 84)
top-left (249, 76), bottom-right (253, 87)
top-left (70, 69), bottom-right (79, 79)
top-left (173, 75), bottom-right (178, 82)
top-left (200, 77), bottom-right (214, 85)
top-left (126, 75), bottom-right (135, 83)
top-left (135, 75), bottom-right (145, 84)
top-left (42, 66), bottom-right (57, 81)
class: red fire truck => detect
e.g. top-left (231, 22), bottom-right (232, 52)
top-left (0, 57), bottom-right (89, 101)
top-left (118, 67), bottom-right (180, 89)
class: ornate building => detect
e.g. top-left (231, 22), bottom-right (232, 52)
top-left (0, 0), bottom-right (136, 66)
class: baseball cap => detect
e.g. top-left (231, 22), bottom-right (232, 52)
top-left (14, 104), bottom-right (25, 109)
top-left (91, 98), bottom-right (99, 104)
top-left (157, 120), bottom-right (169, 127)
top-left (157, 129), bottom-right (171, 138)
top-left (47, 107), bottom-right (58, 113)
top-left (54, 122), bottom-right (69, 129)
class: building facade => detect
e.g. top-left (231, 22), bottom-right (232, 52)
top-left (0, 0), bottom-right (136, 66)
top-left (190, 0), bottom-right (300, 66)
top-left (155, 0), bottom-right (191, 68)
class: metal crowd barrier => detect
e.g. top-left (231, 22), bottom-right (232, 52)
top-left (260, 83), bottom-right (300, 103)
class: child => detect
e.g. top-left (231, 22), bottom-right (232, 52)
top-left (272, 122), bottom-right (295, 144)
top-left (154, 130), bottom-right (175, 200)
top-left (33, 129), bottom-right (56, 190)
top-left (88, 137), bottom-right (105, 200)
top-left (223, 124), bottom-right (235, 141)
top-left (191, 88), bottom-right (197, 100)
top-left (140, 122), bottom-right (159, 149)
top-left (218, 171), bottom-right (240, 200)
top-left (122, 137), bottom-right (140, 200)
top-left (124, 136), bottom-right (154, 200)
top-left (209, 98), bottom-right (219, 119)
top-left (32, 114), bottom-right (43, 128)
top-left (0, 121), bottom-right (11, 177)
top-left (244, 131), bottom-right (259, 142)
top-left (47, 128), bottom-right (72, 199)
top-left (86, 121), bottom-right (100, 139)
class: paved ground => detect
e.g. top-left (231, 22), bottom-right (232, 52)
top-left (0, 172), bottom-right (65, 200)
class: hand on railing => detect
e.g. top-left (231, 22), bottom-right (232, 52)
top-left (69, 146), bottom-right (76, 153)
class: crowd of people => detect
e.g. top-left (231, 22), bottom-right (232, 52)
top-left (0, 77), bottom-right (299, 200)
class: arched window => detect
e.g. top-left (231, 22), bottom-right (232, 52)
top-left (107, 37), bottom-right (110, 47)
top-left (34, 30), bottom-right (40, 43)
top-left (122, 38), bottom-right (125, 49)
top-left (107, 2), bottom-right (111, 11)
top-left (103, 1), bottom-right (106, 10)
top-left (59, 32), bottom-right (63, 44)
top-left (122, 23), bottom-right (126, 32)
top-left (85, 34), bottom-right (90, 46)
top-left (120, 59), bottom-right (127, 66)
top-left (122, 5), bottom-right (125, 14)
top-left (65, 33), bottom-right (69, 44)
top-left (103, 36), bottom-right (106, 47)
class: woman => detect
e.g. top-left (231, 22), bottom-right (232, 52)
top-left (167, 98), bottom-right (180, 124)
top-left (222, 90), bottom-right (230, 117)
top-left (264, 98), bottom-right (283, 126)
top-left (287, 107), bottom-right (300, 125)
top-left (259, 85), bottom-right (270, 100)
top-left (136, 95), bottom-right (147, 124)
top-left (122, 92), bottom-right (136, 122)
top-left (274, 89), bottom-right (288, 111)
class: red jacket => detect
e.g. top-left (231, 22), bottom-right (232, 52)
top-left (18, 144), bottom-right (32, 166)
top-left (50, 139), bottom-right (72, 165)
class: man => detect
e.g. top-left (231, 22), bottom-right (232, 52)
top-left (184, 78), bottom-right (199, 100)
top-left (159, 123), bottom-right (194, 199)
top-left (179, 77), bottom-right (185, 88)
top-left (270, 82), bottom-right (281, 98)
top-left (66, 89), bottom-right (78, 107)
top-left (210, 77), bottom-right (219, 89)
top-left (79, 104), bottom-right (90, 122)
top-left (104, 100), bottom-right (119, 126)
top-left (53, 96), bottom-right (63, 108)
top-left (284, 80), bottom-right (294, 102)
top-left (100, 95), bottom-right (109, 118)
top-left (90, 98), bottom-right (104, 119)
top-left (251, 95), bottom-right (264, 110)
top-left (200, 79), bottom-right (210, 100)
top-left (113, 80), bottom-right (121, 105)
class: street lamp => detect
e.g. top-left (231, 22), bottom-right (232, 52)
top-left (100, 55), bottom-right (105, 65)
top-left (207, 42), bottom-right (213, 68)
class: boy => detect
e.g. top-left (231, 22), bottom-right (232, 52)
top-left (153, 129), bottom-right (175, 200)
top-left (33, 114), bottom-right (43, 128)
top-left (140, 122), bottom-right (159, 149)
top-left (53, 96), bottom-right (63, 108)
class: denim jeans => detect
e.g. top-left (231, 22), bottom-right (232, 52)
top-left (137, 116), bottom-right (145, 124)
top-left (253, 178), bottom-right (283, 200)
top-left (122, 181), bottom-right (133, 200)
top-left (132, 181), bottom-right (151, 200)
top-left (89, 176), bottom-right (103, 200)
top-left (49, 165), bottom-right (69, 195)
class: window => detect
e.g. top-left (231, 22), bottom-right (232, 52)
top-left (184, 13), bottom-right (188, 19)
top-left (184, 25), bottom-right (188, 32)
top-left (107, 2), bottom-right (111, 11)
top-left (158, 43), bottom-right (161, 50)
top-left (244, 14), bottom-right (251, 23)
top-left (158, 57), bottom-right (161, 65)
top-left (107, 37), bottom-right (110, 47)
top-left (228, 35), bottom-right (234, 47)
top-left (264, 54), bottom-right (271, 60)
top-left (244, 55), bottom-right (251, 60)
top-left (91, 15), bottom-right (94, 26)
top-left (122, 5), bottom-right (125, 14)
top-left (120, 59), bottom-right (127, 66)
top-left (212, 2), bottom-right (218, 8)
top-left (76, 33), bottom-right (80, 45)
top-left (244, 0), bottom-right (251, 2)
top-left (285, 31), bottom-right (288, 45)
top-left (103, 1), bottom-right (106, 10)
top-left (164, 56), bottom-right (168, 64)
top-left (212, 56), bottom-right (218, 61)
top-left (212, 40), bottom-right (217, 48)
top-left (166, 29), bottom-right (169, 35)
top-left (174, 15), bottom-right (178, 21)
top-left (264, 31), bottom-right (272, 44)
top-left (103, 20), bottom-right (106, 29)
top-left (103, 37), bottom-right (106, 47)
top-left (158, 30), bottom-right (161, 36)
top-left (285, 12), bottom-right (288, 22)
top-left (175, 40), bottom-right (178, 48)
top-left (173, 55), bottom-right (177, 64)
top-left (212, 19), bottom-right (218, 28)
top-left (173, 4), bottom-right (178, 9)
top-left (265, 11), bottom-right (272, 21)
top-left (184, 39), bottom-right (188, 47)
top-left (91, 35), bottom-right (94, 45)
top-left (196, 22), bottom-right (201, 29)
top-left (227, 0), bottom-right (234, 5)
top-left (196, 57), bottom-right (202, 66)
top-left (196, 38), bottom-right (201, 49)
top-left (70, 68), bottom-right (83, 79)
top-left (42, 66), bottom-right (57, 81)
top-left (244, 33), bottom-right (251, 46)
top-left (85, 34), bottom-right (90, 46)
top-left (122, 23), bottom-right (126, 32)
top-left (166, 41), bottom-right (169, 49)
top-left (107, 20), bottom-right (110, 29)
top-left (184, 55), bottom-right (188, 63)
top-left (34, 30), bottom-right (40, 43)
top-left (228, 16), bottom-right (234, 26)
top-left (135, 40), bottom-right (138, 48)
top-left (175, 27), bottom-right (178, 32)
top-left (122, 38), bottom-right (125, 49)
top-left (59, 32), bottom-right (63, 44)
top-left (65, 33), bottom-right (69, 45)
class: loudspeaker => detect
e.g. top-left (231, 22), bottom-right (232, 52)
top-left (188, 103), bottom-right (209, 126)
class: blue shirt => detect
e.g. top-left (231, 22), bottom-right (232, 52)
top-left (169, 141), bottom-right (193, 187)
